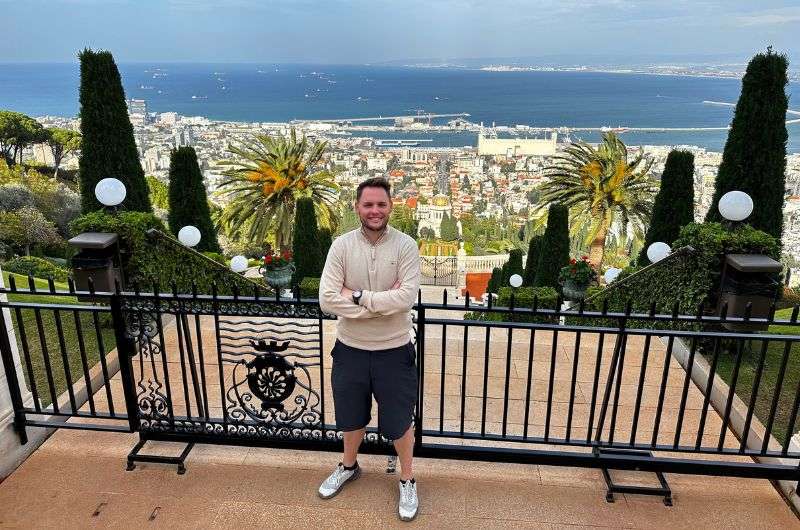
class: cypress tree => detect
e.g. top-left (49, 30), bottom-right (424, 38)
top-left (534, 204), bottom-right (570, 289)
top-left (704, 49), bottom-right (788, 240)
top-left (502, 248), bottom-right (524, 286)
top-left (167, 147), bottom-right (220, 252)
top-left (292, 197), bottom-right (322, 284)
top-left (318, 227), bottom-right (333, 270)
top-left (440, 213), bottom-right (459, 241)
top-left (78, 49), bottom-right (151, 213)
top-left (487, 267), bottom-right (502, 295)
top-left (523, 235), bottom-right (543, 286)
top-left (639, 150), bottom-right (695, 265)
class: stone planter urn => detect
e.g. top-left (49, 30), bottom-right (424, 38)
top-left (259, 263), bottom-right (295, 290)
top-left (562, 279), bottom-right (589, 301)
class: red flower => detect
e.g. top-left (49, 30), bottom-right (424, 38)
top-left (570, 258), bottom-right (576, 265)
top-left (265, 255), bottom-right (273, 264)
top-left (581, 255), bottom-right (589, 261)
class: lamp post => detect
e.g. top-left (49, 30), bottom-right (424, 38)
top-left (178, 226), bottom-right (201, 248)
top-left (713, 190), bottom-right (781, 331)
top-left (646, 242), bottom-right (671, 263)
top-left (604, 267), bottom-right (621, 284)
top-left (94, 178), bottom-right (126, 213)
top-left (718, 190), bottom-right (754, 228)
top-left (230, 255), bottom-right (248, 274)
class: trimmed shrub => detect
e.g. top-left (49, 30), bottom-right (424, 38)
top-left (534, 204), bottom-right (570, 289)
top-left (464, 286), bottom-right (559, 324)
top-left (78, 49), bottom-right (152, 213)
top-left (523, 235), bottom-right (543, 286)
top-left (300, 277), bottom-right (321, 298)
top-left (585, 222), bottom-right (781, 316)
top-left (202, 251), bottom-right (226, 265)
top-left (167, 147), bottom-right (220, 253)
top-left (70, 210), bottom-right (258, 295)
top-left (639, 150), bottom-right (695, 265)
top-left (487, 267), bottom-right (502, 294)
top-left (501, 248), bottom-right (524, 287)
top-left (318, 228), bottom-right (332, 269)
top-left (292, 197), bottom-right (322, 285)
top-left (3, 256), bottom-right (70, 283)
top-left (704, 50), bottom-right (788, 240)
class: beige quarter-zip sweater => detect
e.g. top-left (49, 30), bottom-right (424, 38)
top-left (318, 225), bottom-right (420, 350)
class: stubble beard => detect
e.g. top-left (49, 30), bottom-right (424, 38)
top-left (359, 216), bottom-right (389, 234)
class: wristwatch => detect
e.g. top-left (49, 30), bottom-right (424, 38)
top-left (352, 290), bottom-right (363, 305)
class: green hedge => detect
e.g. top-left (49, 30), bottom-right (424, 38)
top-left (202, 251), bottom-right (226, 265)
top-left (70, 210), bottom-right (261, 295)
top-left (2, 256), bottom-right (71, 283)
top-left (582, 222), bottom-right (781, 320)
top-left (464, 286), bottom-right (559, 324)
top-left (300, 277), bottom-right (320, 298)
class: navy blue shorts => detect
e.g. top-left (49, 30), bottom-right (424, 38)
top-left (330, 339), bottom-right (418, 441)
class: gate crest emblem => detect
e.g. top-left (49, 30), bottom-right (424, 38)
top-left (246, 339), bottom-right (297, 411)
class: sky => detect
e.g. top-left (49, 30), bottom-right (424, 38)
top-left (1, 0), bottom-right (799, 64)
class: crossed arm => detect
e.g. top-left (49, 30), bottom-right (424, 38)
top-left (318, 239), bottom-right (420, 319)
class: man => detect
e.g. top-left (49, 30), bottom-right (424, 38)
top-left (317, 177), bottom-right (421, 521)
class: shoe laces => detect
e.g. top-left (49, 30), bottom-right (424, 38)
top-left (326, 464), bottom-right (349, 488)
top-left (400, 480), bottom-right (417, 505)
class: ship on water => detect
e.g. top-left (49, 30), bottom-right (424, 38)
top-left (374, 139), bottom-right (433, 147)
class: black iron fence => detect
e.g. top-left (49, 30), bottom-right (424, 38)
top-left (2, 276), bottom-right (800, 501)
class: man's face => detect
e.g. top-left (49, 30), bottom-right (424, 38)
top-left (356, 186), bottom-right (392, 232)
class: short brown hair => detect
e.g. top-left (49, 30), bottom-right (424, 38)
top-left (356, 177), bottom-right (391, 202)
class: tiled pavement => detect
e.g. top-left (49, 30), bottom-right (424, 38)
top-left (0, 430), bottom-right (798, 528)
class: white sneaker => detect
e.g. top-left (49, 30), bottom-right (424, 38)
top-left (398, 479), bottom-right (419, 522)
top-left (318, 463), bottom-right (361, 499)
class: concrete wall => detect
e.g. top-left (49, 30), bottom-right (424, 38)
top-left (477, 133), bottom-right (557, 157)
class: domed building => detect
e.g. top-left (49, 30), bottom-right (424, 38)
top-left (416, 193), bottom-right (453, 238)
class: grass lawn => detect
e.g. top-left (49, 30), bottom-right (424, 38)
top-left (2, 271), bottom-right (117, 410)
top-left (713, 307), bottom-right (800, 448)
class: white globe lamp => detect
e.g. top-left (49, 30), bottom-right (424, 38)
top-left (604, 267), bottom-right (621, 284)
top-left (230, 255), bottom-right (249, 273)
top-left (94, 178), bottom-right (126, 207)
top-left (647, 242), bottom-right (671, 263)
top-left (509, 274), bottom-right (523, 288)
top-left (718, 191), bottom-right (753, 222)
top-left (177, 225), bottom-right (201, 247)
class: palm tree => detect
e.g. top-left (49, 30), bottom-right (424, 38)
top-left (539, 132), bottom-right (657, 269)
top-left (216, 129), bottom-right (339, 250)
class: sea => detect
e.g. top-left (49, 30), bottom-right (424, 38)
top-left (1, 62), bottom-right (798, 152)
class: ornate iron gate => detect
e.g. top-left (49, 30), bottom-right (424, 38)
top-left (419, 256), bottom-right (458, 286)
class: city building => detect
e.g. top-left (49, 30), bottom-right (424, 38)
top-left (416, 194), bottom-right (453, 238)
top-left (127, 99), bottom-right (148, 126)
top-left (477, 133), bottom-right (557, 157)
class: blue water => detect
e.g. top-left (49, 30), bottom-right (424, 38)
top-left (1, 62), bottom-right (797, 152)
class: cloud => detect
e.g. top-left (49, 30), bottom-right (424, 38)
top-left (733, 7), bottom-right (800, 26)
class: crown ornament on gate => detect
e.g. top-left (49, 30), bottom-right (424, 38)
top-left (246, 339), bottom-right (297, 411)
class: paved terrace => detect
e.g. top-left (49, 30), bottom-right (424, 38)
top-left (1, 290), bottom-right (798, 528)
